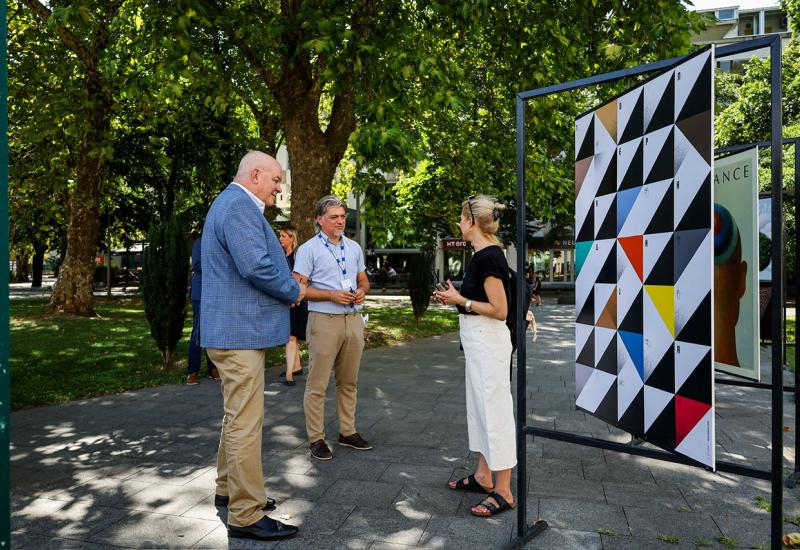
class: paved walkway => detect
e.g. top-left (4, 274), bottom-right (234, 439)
top-left (10, 305), bottom-right (800, 549)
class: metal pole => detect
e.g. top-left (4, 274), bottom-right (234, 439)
top-left (514, 94), bottom-right (528, 540)
top-left (106, 210), bottom-right (111, 297)
top-left (794, 140), bottom-right (799, 480)
top-left (768, 35), bottom-right (784, 550)
top-left (0, 0), bottom-right (10, 546)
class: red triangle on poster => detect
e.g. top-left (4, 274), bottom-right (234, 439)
top-left (675, 395), bottom-right (711, 445)
top-left (618, 235), bottom-right (643, 282)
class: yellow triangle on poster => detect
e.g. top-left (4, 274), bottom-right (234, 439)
top-left (596, 100), bottom-right (617, 143)
top-left (645, 285), bottom-right (674, 337)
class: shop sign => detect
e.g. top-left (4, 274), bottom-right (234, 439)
top-left (442, 239), bottom-right (469, 250)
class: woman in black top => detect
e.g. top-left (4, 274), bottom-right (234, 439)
top-left (434, 195), bottom-right (516, 518)
top-left (279, 226), bottom-right (308, 386)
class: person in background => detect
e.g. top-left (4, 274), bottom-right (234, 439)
top-left (532, 271), bottom-right (542, 306)
top-left (435, 194), bottom-right (517, 518)
top-left (202, 150), bottom-right (305, 541)
top-left (293, 195), bottom-right (373, 461)
top-left (186, 234), bottom-right (220, 385)
top-left (278, 225), bottom-right (308, 386)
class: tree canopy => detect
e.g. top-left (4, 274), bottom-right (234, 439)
top-left (11, 0), bottom-right (733, 310)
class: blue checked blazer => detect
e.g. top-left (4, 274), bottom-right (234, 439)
top-left (200, 184), bottom-right (300, 349)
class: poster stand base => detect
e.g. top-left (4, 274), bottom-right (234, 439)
top-left (510, 520), bottom-right (548, 549)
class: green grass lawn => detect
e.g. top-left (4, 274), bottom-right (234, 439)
top-left (11, 298), bottom-right (458, 409)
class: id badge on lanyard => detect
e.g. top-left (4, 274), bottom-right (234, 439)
top-left (340, 279), bottom-right (353, 291)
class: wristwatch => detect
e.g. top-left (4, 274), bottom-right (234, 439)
top-left (464, 299), bottom-right (472, 313)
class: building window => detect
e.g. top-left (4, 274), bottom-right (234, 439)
top-left (716, 8), bottom-right (737, 21)
top-left (765, 12), bottom-right (788, 33)
top-left (740, 14), bottom-right (758, 36)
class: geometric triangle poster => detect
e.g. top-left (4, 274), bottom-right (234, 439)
top-left (574, 46), bottom-right (715, 468)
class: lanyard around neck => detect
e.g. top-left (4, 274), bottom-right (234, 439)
top-left (318, 233), bottom-right (347, 277)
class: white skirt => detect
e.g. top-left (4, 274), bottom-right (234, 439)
top-left (459, 313), bottom-right (517, 471)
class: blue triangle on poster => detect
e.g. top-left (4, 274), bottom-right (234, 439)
top-left (616, 187), bottom-right (641, 235)
top-left (619, 330), bottom-right (644, 380)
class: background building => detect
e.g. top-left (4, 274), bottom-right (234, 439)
top-left (689, 0), bottom-right (791, 72)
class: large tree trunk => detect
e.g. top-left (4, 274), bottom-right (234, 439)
top-left (21, 0), bottom-right (119, 315)
top-left (49, 72), bottom-right (111, 315)
top-left (15, 251), bottom-right (30, 282)
top-left (31, 243), bottom-right (46, 288)
top-left (276, 70), bottom-right (356, 244)
top-left (283, 126), bottom-right (341, 244)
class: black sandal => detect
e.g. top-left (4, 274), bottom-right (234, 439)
top-left (471, 491), bottom-right (516, 517)
top-left (447, 474), bottom-right (492, 494)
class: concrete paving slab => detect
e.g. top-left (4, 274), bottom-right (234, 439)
top-left (267, 498), bottom-right (355, 536)
top-left (624, 507), bottom-right (722, 541)
top-left (528, 477), bottom-right (606, 503)
top-left (418, 515), bottom-right (514, 548)
top-left (11, 497), bottom-right (70, 532)
top-left (536, 497), bottom-right (628, 533)
top-left (190, 524), bottom-right (278, 549)
top-left (89, 511), bottom-right (219, 548)
top-left (712, 512), bottom-right (771, 549)
top-left (125, 462), bottom-right (214, 486)
top-left (48, 476), bottom-right (153, 508)
top-left (10, 533), bottom-right (120, 549)
top-left (369, 543), bottom-right (440, 550)
top-left (267, 533), bottom-right (373, 549)
top-left (262, 472), bottom-right (336, 501)
top-left (306, 454), bottom-right (392, 482)
top-left (582, 461), bottom-right (656, 484)
top-left (336, 507), bottom-right (430, 546)
top-left (599, 534), bottom-right (698, 549)
top-left (602, 481), bottom-right (690, 510)
top-left (392, 484), bottom-right (463, 517)
top-left (320, 479), bottom-right (404, 509)
top-left (378, 463), bottom-right (456, 487)
top-left (521, 526), bottom-right (602, 549)
top-left (181, 493), bottom-right (225, 523)
top-left (126, 484), bottom-right (212, 516)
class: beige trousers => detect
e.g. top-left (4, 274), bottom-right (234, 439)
top-left (304, 312), bottom-right (365, 442)
top-left (206, 348), bottom-right (267, 528)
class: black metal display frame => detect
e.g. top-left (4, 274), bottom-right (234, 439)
top-left (513, 35), bottom-right (785, 549)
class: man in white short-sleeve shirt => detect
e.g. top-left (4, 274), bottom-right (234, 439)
top-left (293, 195), bottom-right (373, 460)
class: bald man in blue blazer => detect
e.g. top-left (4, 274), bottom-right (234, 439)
top-left (201, 151), bottom-right (305, 542)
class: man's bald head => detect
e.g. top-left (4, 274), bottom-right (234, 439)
top-left (233, 150), bottom-right (283, 207)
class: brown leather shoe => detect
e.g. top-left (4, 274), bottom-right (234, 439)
top-left (309, 439), bottom-right (333, 460)
top-left (338, 432), bottom-right (372, 450)
top-left (207, 367), bottom-right (221, 380)
top-left (186, 373), bottom-right (200, 386)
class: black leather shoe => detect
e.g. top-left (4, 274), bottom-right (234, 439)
top-left (309, 439), bottom-right (333, 460)
top-left (338, 432), bottom-right (373, 450)
top-left (228, 516), bottom-right (298, 541)
top-left (214, 494), bottom-right (276, 511)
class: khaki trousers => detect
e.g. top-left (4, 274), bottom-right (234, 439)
top-left (304, 312), bottom-right (365, 442)
top-left (206, 348), bottom-right (267, 528)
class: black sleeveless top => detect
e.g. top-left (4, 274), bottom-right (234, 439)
top-left (457, 245), bottom-right (508, 315)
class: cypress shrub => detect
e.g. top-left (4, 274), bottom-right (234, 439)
top-left (407, 252), bottom-right (434, 325)
top-left (141, 215), bottom-right (189, 366)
